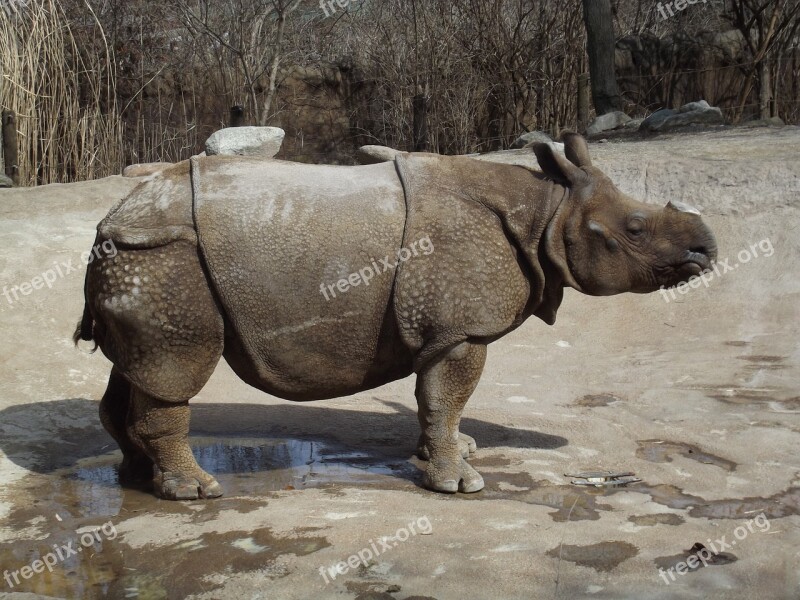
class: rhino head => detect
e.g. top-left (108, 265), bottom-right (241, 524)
top-left (532, 133), bottom-right (717, 296)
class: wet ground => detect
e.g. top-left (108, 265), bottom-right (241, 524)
top-left (0, 434), bottom-right (406, 599)
top-left (1, 128), bottom-right (799, 599)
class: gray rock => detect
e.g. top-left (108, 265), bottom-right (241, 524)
top-left (205, 126), bottom-right (285, 158)
top-left (624, 118), bottom-right (644, 130)
top-left (742, 116), bottom-right (785, 128)
top-left (511, 131), bottom-right (551, 149)
top-left (587, 111), bottom-right (631, 135)
top-left (640, 109), bottom-right (678, 132)
top-left (679, 100), bottom-right (711, 113)
top-left (123, 162), bottom-right (173, 178)
top-left (356, 145), bottom-right (404, 165)
top-left (643, 106), bottom-right (725, 132)
top-left (0, 173), bottom-right (13, 188)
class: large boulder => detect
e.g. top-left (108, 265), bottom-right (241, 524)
top-left (639, 109), bottom-right (677, 131)
top-left (0, 173), bottom-right (13, 188)
top-left (205, 126), bottom-right (285, 158)
top-left (586, 111), bottom-right (631, 136)
top-left (510, 131), bottom-right (551, 149)
top-left (640, 102), bottom-right (725, 133)
top-left (679, 100), bottom-right (712, 113)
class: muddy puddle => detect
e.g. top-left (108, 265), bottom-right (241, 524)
top-left (546, 541), bottom-right (639, 572)
top-left (574, 393), bottom-right (624, 407)
top-left (636, 440), bottom-right (737, 471)
top-left (461, 464), bottom-right (799, 523)
top-left (0, 436), bottom-right (415, 599)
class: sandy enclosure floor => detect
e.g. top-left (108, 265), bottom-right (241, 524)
top-left (0, 128), bottom-right (798, 600)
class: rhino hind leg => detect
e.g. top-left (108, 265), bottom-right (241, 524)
top-left (127, 388), bottom-right (223, 500)
top-left (416, 342), bottom-right (486, 494)
top-left (99, 368), bottom-right (154, 483)
top-left (87, 240), bottom-right (226, 499)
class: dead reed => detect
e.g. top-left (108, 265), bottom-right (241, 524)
top-left (0, 0), bottom-right (124, 185)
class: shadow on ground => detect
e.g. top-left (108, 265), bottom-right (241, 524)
top-left (0, 397), bottom-right (568, 476)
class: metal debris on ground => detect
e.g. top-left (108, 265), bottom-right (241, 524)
top-left (565, 471), bottom-right (642, 487)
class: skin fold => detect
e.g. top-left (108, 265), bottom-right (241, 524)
top-left (76, 133), bottom-right (717, 500)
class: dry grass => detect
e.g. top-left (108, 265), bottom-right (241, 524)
top-left (0, 0), bottom-right (123, 185)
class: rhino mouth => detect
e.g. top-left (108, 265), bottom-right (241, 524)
top-left (661, 251), bottom-right (714, 288)
top-left (683, 248), bottom-right (715, 272)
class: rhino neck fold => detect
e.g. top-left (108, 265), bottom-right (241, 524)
top-left (543, 183), bottom-right (584, 294)
top-left (462, 164), bottom-right (571, 325)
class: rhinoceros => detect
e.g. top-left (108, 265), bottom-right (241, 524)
top-left (75, 133), bottom-right (717, 500)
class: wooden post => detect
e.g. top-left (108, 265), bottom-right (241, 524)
top-left (758, 62), bottom-right (771, 120)
top-left (578, 73), bottom-right (590, 133)
top-left (2, 110), bottom-right (19, 185)
top-left (229, 105), bottom-right (245, 127)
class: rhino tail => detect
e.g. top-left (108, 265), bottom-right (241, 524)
top-left (74, 270), bottom-right (98, 351)
top-left (73, 301), bottom-right (97, 352)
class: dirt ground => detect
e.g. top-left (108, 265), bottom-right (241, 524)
top-left (0, 128), bottom-right (798, 600)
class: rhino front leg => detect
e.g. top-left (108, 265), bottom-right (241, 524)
top-left (127, 389), bottom-right (222, 501)
top-left (416, 431), bottom-right (477, 460)
top-left (416, 341), bottom-right (486, 493)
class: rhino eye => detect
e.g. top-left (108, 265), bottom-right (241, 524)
top-left (627, 218), bottom-right (646, 237)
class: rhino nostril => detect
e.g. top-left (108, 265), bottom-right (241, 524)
top-left (689, 239), bottom-right (718, 261)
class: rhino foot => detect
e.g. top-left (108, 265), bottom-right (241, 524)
top-left (417, 432), bottom-right (477, 460)
top-left (156, 471), bottom-right (224, 501)
top-left (458, 432), bottom-right (478, 455)
top-left (423, 457), bottom-right (485, 494)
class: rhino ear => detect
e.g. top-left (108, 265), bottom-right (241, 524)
top-left (530, 142), bottom-right (587, 186)
top-left (562, 132), bottom-right (592, 168)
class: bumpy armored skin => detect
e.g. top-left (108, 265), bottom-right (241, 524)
top-left (77, 134), bottom-right (717, 500)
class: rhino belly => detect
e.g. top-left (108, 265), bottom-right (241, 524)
top-left (192, 156), bottom-right (412, 400)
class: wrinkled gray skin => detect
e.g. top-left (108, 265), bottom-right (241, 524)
top-left (76, 134), bottom-right (717, 500)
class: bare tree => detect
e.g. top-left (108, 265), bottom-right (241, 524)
top-left (725, 0), bottom-right (800, 121)
top-left (175, 0), bottom-right (303, 126)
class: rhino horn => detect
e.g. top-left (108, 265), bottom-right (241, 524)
top-left (667, 200), bottom-right (702, 216)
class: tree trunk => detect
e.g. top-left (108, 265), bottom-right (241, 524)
top-left (582, 0), bottom-right (622, 115)
top-left (261, 12), bottom-right (286, 126)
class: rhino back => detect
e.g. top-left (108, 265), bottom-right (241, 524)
top-left (193, 156), bottom-right (411, 399)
